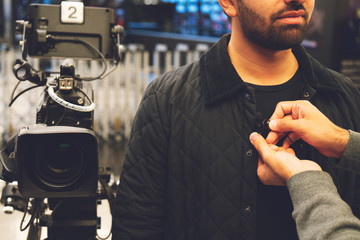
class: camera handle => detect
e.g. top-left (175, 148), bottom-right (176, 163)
top-left (13, 59), bottom-right (46, 85)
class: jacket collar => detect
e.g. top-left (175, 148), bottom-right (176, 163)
top-left (200, 34), bottom-right (344, 106)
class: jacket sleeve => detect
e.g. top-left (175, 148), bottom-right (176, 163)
top-left (338, 130), bottom-right (360, 173)
top-left (288, 171), bottom-right (360, 240)
top-left (112, 81), bottom-right (170, 240)
top-left (328, 70), bottom-right (360, 218)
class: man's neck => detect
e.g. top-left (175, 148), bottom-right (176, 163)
top-left (228, 33), bottom-right (299, 86)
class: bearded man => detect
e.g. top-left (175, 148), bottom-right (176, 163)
top-left (113, 0), bottom-right (360, 239)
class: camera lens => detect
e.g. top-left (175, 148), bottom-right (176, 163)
top-left (34, 141), bottom-right (86, 189)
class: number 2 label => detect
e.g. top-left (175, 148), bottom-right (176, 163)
top-left (61, 1), bottom-right (84, 24)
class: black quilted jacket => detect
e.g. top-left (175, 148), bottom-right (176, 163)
top-left (113, 34), bottom-right (360, 240)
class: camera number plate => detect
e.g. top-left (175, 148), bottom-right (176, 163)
top-left (60, 1), bottom-right (84, 24)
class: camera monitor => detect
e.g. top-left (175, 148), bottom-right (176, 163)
top-left (25, 3), bottom-right (117, 59)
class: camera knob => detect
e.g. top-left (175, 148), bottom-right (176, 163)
top-left (3, 205), bottom-right (14, 214)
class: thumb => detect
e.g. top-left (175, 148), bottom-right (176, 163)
top-left (269, 117), bottom-right (298, 133)
top-left (249, 132), bottom-right (271, 160)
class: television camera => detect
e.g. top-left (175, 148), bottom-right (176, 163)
top-left (0, 2), bottom-right (123, 239)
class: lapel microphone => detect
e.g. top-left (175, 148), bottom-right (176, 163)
top-left (255, 112), bottom-right (270, 138)
top-left (255, 112), bottom-right (294, 145)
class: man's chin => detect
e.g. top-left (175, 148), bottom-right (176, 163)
top-left (264, 38), bottom-right (304, 51)
top-left (268, 29), bottom-right (306, 50)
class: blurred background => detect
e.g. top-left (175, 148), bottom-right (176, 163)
top-left (0, 0), bottom-right (359, 239)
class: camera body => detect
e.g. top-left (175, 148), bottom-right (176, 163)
top-left (36, 65), bottom-right (94, 130)
top-left (0, 2), bottom-right (122, 238)
top-left (1, 63), bottom-right (99, 198)
top-left (1, 2), bottom-right (122, 199)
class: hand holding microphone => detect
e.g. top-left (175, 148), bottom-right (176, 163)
top-left (266, 100), bottom-right (349, 159)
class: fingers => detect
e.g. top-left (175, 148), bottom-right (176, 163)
top-left (266, 131), bottom-right (283, 145)
top-left (250, 132), bottom-right (271, 160)
top-left (250, 132), bottom-right (282, 174)
top-left (270, 100), bottom-right (313, 120)
top-left (269, 115), bottom-right (299, 133)
top-left (270, 101), bottom-right (300, 120)
top-left (257, 156), bottom-right (286, 186)
top-left (251, 129), bottom-right (322, 186)
top-left (266, 129), bottom-right (300, 147)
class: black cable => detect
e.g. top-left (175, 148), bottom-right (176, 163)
top-left (9, 84), bottom-right (44, 107)
top-left (77, 87), bottom-right (93, 103)
top-left (283, 132), bottom-right (295, 145)
top-left (20, 199), bottom-right (39, 232)
top-left (9, 80), bottom-right (21, 105)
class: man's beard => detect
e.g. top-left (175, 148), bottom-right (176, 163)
top-left (237, 1), bottom-right (310, 50)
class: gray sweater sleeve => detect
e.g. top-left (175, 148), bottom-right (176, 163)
top-left (337, 130), bottom-right (360, 173)
top-left (287, 171), bottom-right (360, 240)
